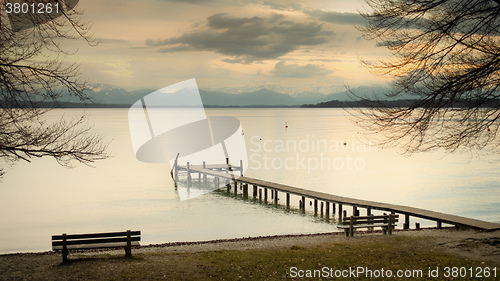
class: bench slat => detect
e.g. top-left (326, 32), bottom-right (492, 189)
top-left (52, 236), bottom-right (140, 247)
top-left (53, 241), bottom-right (140, 251)
top-left (338, 224), bottom-right (396, 229)
top-left (341, 218), bottom-right (399, 225)
top-left (52, 230), bottom-right (141, 240)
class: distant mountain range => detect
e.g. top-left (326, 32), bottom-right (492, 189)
top-left (56, 83), bottom-right (395, 107)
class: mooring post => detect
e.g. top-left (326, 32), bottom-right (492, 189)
top-left (437, 221), bottom-right (442, 229)
top-left (174, 158), bottom-right (179, 183)
top-left (243, 184), bottom-right (248, 199)
top-left (314, 200), bottom-right (318, 216)
top-left (415, 222), bottom-right (420, 229)
top-left (286, 193), bottom-right (290, 209)
top-left (187, 162), bottom-right (191, 186)
top-left (404, 214), bottom-right (410, 230)
top-left (338, 204), bottom-right (343, 221)
top-left (325, 202), bottom-right (330, 220)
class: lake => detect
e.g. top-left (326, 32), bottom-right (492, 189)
top-left (1, 108), bottom-right (499, 254)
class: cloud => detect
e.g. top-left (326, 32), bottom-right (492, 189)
top-left (305, 10), bottom-right (366, 26)
top-left (271, 61), bottom-right (333, 78)
top-left (145, 13), bottom-right (333, 63)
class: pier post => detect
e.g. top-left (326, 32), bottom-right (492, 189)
top-left (332, 202), bottom-right (335, 214)
top-left (187, 162), bottom-right (191, 186)
top-left (243, 184), bottom-right (248, 199)
top-left (271, 190), bottom-right (274, 200)
top-left (274, 191), bottom-right (278, 205)
top-left (325, 202), bottom-right (330, 220)
top-left (343, 210), bottom-right (347, 220)
top-left (286, 193), bottom-right (290, 209)
top-left (404, 214), bottom-right (410, 230)
top-left (174, 158), bottom-right (179, 183)
top-left (234, 181), bottom-right (238, 196)
top-left (415, 223), bottom-right (420, 229)
top-left (301, 196), bottom-right (305, 214)
top-left (264, 188), bottom-right (268, 203)
top-left (253, 185), bottom-right (257, 198)
top-left (437, 221), bottom-right (442, 229)
top-left (338, 204), bottom-right (343, 221)
top-left (259, 189), bottom-right (262, 202)
top-left (314, 200), bottom-right (318, 216)
top-left (226, 183), bottom-right (230, 193)
top-left (367, 207), bottom-right (372, 216)
top-left (320, 202), bottom-right (324, 217)
top-left (353, 206), bottom-right (358, 216)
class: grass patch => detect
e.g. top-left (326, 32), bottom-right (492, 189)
top-left (114, 236), bottom-right (495, 280)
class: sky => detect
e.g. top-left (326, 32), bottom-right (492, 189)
top-left (60, 0), bottom-right (390, 93)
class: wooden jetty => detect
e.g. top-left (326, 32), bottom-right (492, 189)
top-left (175, 162), bottom-right (500, 232)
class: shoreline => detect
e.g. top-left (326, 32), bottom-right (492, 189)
top-left (0, 226), bottom-right (488, 257)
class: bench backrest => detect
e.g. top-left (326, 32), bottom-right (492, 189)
top-left (52, 230), bottom-right (141, 251)
top-left (342, 214), bottom-right (399, 225)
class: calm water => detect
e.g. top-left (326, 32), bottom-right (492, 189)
top-left (1, 108), bottom-right (499, 254)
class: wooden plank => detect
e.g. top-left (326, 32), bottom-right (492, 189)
top-left (52, 231), bottom-right (140, 241)
top-left (53, 241), bottom-right (140, 251)
top-left (338, 224), bottom-right (396, 229)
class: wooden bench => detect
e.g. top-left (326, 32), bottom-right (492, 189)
top-left (52, 230), bottom-right (141, 262)
top-left (337, 214), bottom-right (398, 237)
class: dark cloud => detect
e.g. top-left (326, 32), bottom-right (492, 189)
top-left (376, 40), bottom-right (405, 47)
top-left (305, 10), bottom-right (367, 26)
top-left (271, 61), bottom-right (333, 78)
top-left (145, 13), bottom-right (333, 63)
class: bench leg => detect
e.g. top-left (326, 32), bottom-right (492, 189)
top-left (62, 233), bottom-right (68, 263)
top-left (125, 230), bottom-right (132, 257)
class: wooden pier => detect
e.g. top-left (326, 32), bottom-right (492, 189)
top-left (176, 162), bottom-right (500, 232)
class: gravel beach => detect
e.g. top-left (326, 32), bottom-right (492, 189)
top-left (1, 228), bottom-right (499, 280)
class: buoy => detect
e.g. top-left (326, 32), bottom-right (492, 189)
top-left (241, 130), bottom-right (244, 135)
top-left (285, 122), bottom-right (288, 129)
